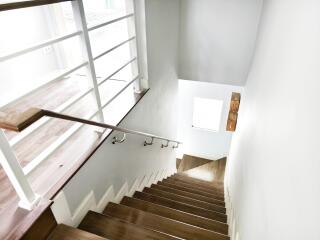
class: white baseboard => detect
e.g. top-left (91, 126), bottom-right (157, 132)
top-left (146, 172), bottom-right (156, 187)
top-left (127, 178), bottom-right (140, 197)
top-left (137, 174), bottom-right (149, 191)
top-left (96, 186), bottom-right (114, 213)
top-left (113, 182), bottom-right (129, 204)
top-left (51, 167), bottom-right (172, 227)
top-left (225, 185), bottom-right (240, 240)
top-left (72, 191), bottom-right (96, 226)
top-left (51, 191), bottom-right (73, 226)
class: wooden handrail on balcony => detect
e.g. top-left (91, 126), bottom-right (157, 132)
top-left (0, 0), bottom-right (71, 12)
top-left (0, 108), bottom-right (182, 145)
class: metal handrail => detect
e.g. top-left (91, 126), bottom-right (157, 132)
top-left (0, 0), bottom-right (71, 12)
top-left (0, 108), bottom-right (182, 146)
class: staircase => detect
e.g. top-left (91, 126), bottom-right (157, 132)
top-left (48, 171), bottom-right (229, 240)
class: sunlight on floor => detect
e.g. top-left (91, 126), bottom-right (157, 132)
top-left (186, 168), bottom-right (214, 182)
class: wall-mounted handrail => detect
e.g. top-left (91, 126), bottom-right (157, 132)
top-left (0, 108), bottom-right (182, 145)
top-left (0, 0), bottom-right (71, 12)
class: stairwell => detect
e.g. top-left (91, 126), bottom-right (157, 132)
top-left (47, 158), bottom-right (229, 240)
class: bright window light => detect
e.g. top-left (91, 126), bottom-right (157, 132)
top-left (192, 97), bottom-right (223, 131)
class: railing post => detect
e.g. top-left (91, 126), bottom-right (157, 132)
top-left (125, 0), bottom-right (140, 92)
top-left (71, 0), bottom-right (105, 122)
top-left (0, 130), bottom-right (40, 210)
top-left (131, 0), bottom-right (149, 90)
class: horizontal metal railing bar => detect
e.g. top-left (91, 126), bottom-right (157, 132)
top-left (0, 0), bottom-right (71, 12)
top-left (0, 61), bottom-right (88, 114)
top-left (0, 30), bottom-right (82, 62)
top-left (87, 13), bottom-right (134, 32)
top-left (23, 109), bottom-right (99, 175)
top-left (101, 75), bottom-right (138, 109)
top-left (0, 95), bottom-right (182, 144)
top-left (9, 87), bottom-right (94, 147)
top-left (49, 61), bottom-right (88, 83)
top-left (93, 36), bottom-right (136, 61)
top-left (98, 57), bottom-right (137, 86)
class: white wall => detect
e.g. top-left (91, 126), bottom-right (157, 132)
top-left (178, 80), bottom-right (243, 160)
top-left (226, 1), bottom-right (320, 239)
top-left (178, 0), bottom-right (263, 86)
top-left (61, 0), bottom-right (181, 214)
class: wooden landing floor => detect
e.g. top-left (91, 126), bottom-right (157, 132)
top-left (0, 75), bottom-right (147, 239)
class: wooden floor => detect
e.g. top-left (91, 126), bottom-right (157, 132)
top-left (48, 173), bottom-right (229, 240)
top-left (0, 75), bottom-right (147, 240)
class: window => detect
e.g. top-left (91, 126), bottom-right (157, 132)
top-left (192, 97), bottom-right (223, 132)
top-left (0, 0), bottom-right (145, 211)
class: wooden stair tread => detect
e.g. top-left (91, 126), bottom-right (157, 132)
top-left (120, 196), bottom-right (229, 235)
top-left (152, 183), bottom-right (225, 207)
top-left (159, 181), bottom-right (225, 201)
top-left (165, 177), bottom-right (225, 194)
top-left (166, 176), bottom-right (224, 192)
top-left (183, 159), bottom-right (226, 183)
top-left (79, 211), bottom-right (178, 240)
top-left (166, 176), bottom-right (224, 191)
top-left (133, 191), bottom-right (227, 223)
top-left (145, 186), bottom-right (226, 214)
top-left (172, 174), bottom-right (224, 187)
top-left (103, 202), bottom-right (229, 240)
top-left (48, 224), bottom-right (107, 240)
top-left (177, 155), bottom-right (212, 172)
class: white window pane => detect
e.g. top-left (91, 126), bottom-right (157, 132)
top-left (83, 0), bottom-right (132, 26)
top-left (89, 19), bottom-right (133, 57)
top-left (94, 42), bottom-right (133, 81)
top-left (192, 98), bottom-right (223, 131)
top-left (0, 2), bottom-right (77, 56)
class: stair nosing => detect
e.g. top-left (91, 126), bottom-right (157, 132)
top-left (133, 191), bottom-right (228, 223)
top-left (166, 178), bottom-right (225, 194)
top-left (146, 186), bottom-right (226, 214)
top-left (121, 196), bottom-right (229, 235)
top-left (159, 180), bottom-right (225, 201)
top-left (152, 183), bottom-right (226, 209)
top-left (103, 202), bottom-right (230, 240)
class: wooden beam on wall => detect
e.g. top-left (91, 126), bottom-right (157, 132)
top-left (226, 92), bottom-right (241, 132)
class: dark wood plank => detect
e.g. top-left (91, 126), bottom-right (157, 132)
top-left (0, 0), bottom-right (71, 12)
top-left (121, 196), bottom-right (229, 235)
top-left (151, 183), bottom-right (225, 210)
top-left (21, 208), bottom-right (57, 240)
top-left (159, 181), bottom-right (225, 201)
top-left (2, 76), bottom-right (91, 140)
top-left (0, 198), bottom-right (52, 240)
top-left (180, 157), bottom-right (227, 183)
top-left (171, 174), bottom-right (225, 189)
top-left (48, 224), bottom-right (106, 240)
top-left (144, 187), bottom-right (226, 214)
top-left (173, 173), bottom-right (225, 187)
top-left (163, 178), bottom-right (225, 196)
top-left (104, 202), bottom-right (229, 240)
top-left (166, 177), bottom-right (225, 193)
top-left (177, 154), bottom-right (211, 173)
top-left (168, 177), bottom-right (224, 193)
top-left (133, 191), bottom-right (227, 223)
top-left (0, 108), bottom-right (45, 132)
top-left (79, 211), bottom-right (178, 240)
top-left (226, 92), bottom-right (241, 132)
